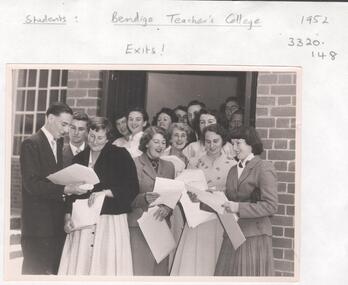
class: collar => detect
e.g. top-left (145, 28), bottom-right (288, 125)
top-left (41, 126), bottom-right (55, 143)
top-left (70, 142), bottom-right (85, 154)
top-left (130, 131), bottom-right (143, 141)
top-left (240, 153), bottom-right (254, 168)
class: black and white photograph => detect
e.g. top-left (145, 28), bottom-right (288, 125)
top-left (5, 66), bottom-right (300, 281)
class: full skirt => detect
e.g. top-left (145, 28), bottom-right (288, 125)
top-left (215, 234), bottom-right (274, 276)
top-left (58, 214), bottom-right (133, 275)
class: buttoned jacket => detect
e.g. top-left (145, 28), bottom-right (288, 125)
top-left (225, 155), bottom-right (278, 237)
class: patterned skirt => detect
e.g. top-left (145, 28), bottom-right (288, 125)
top-left (215, 234), bottom-right (274, 276)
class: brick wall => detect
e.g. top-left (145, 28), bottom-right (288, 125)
top-left (256, 72), bottom-right (296, 276)
top-left (11, 158), bottom-right (21, 211)
top-left (66, 70), bottom-right (103, 116)
top-left (10, 70), bottom-right (104, 213)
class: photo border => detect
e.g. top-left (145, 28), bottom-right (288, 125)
top-left (4, 63), bottom-right (301, 283)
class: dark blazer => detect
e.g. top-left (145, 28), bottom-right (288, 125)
top-left (128, 153), bottom-right (175, 227)
top-left (71, 142), bottom-right (139, 215)
top-left (225, 156), bottom-right (278, 237)
top-left (20, 130), bottom-right (66, 237)
top-left (62, 144), bottom-right (74, 168)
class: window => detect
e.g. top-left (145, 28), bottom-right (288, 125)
top-left (12, 69), bottom-right (68, 156)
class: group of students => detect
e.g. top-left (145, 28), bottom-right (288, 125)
top-left (19, 97), bottom-right (278, 277)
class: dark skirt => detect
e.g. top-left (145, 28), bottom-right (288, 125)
top-left (129, 227), bottom-right (169, 276)
top-left (215, 234), bottom-right (274, 276)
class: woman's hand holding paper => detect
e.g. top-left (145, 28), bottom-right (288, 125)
top-left (64, 215), bottom-right (75, 233)
top-left (187, 191), bottom-right (199, 203)
top-left (222, 201), bottom-right (239, 213)
top-left (153, 205), bottom-right (172, 221)
top-left (145, 192), bottom-right (160, 204)
top-left (102, 189), bottom-right (114, 198)
top-left (64, 182), bottom-right (89, 195)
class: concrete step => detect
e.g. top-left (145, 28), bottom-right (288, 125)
top-left (10, 215), bottom-right (21, 230)
top-left (9, 216), bottom-right (22, 260)
top-left (7, 256), bottom-right (23, 276)
top-left (9, 244), bottom-right (22, 259)
top-left (10, 229), bottom-right (21, 245)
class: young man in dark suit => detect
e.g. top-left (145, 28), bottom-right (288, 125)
top-left (62, 112), bottom-right (89, 167)
top-left (20, 102), bottom-right (89, 275)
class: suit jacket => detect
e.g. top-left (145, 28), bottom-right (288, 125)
top-left (20, 130), bottom-right (66, 237)
top-left (70, 142), bottom-right (139, 215)
top-left (128, 153), bottom-right (175, 227)
top-left (62, 144), bottom-right (74, 168)
top-left (225, 156), bottom-right (278, 238)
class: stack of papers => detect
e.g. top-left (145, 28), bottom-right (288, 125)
top-left (187, 185), bottom-right (228, 215)
top-left (71, 192), bottom-right (106, 230)
top-left (175, 169), bottom-right (217, 228)
top-left (150, 177), bottom-right (184, 209)
top-left (138, 207), bottom-right (176, 263)
top-left (47, 163), bottom-right (100, 185)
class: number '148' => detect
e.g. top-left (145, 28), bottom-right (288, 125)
top-left (312, 51), bottom-right (337, 60)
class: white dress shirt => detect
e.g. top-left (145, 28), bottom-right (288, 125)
top-left (41, 126), bottom-right (57, 162)
top-left (70, 142), bottom-right (85, 156)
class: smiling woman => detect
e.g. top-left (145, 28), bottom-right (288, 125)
top-left (128, 126), bottom-right (175, 275)
top-left (122, 107), bottom-right (149, 158)
top-left (171, 123), bottom-right (237, 276)
top-left (58, 117), bottom-right (139, 275)
top-left (215, 126), bottom-right (278, 276)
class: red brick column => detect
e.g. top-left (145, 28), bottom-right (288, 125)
top-left (66, 70), bottom-right (103, 116)
top-left (256, 72), bottom-right (297, 276)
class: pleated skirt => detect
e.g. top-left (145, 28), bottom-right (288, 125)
top-left (58, 214), bottom-right (133, 275)
top-left (215, 234), bottom-right (274, 276)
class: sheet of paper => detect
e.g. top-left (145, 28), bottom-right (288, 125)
top-left (175, 169), bottom-right (208, 191)
top-left (179, 191), bottom-right (216, 228)
top-left (151, 177), bottom-right (184, 209)
top-left (218, 213), bottom-right (246, 250)
top-left (71, 192), bottom-right (105, 230)
top-left (46, 163), bottom-right (100, 186)
top-left (188, 188), bottom-right (228, 215)
top-left (175, 169), bottom-right (217, 227)
top-left (137, 206), bottom-right (176, 264)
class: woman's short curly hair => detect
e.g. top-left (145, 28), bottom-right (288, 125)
top-left (229, 126), bottom-right (263, 155)
top-left (138, 126), bottom-right (170, 153)
top-left (193, 109), bottom-right (223, 138)
top-left (126, 107), bottom-right (150, 130)
top-left (201, 123), bottom-right (228, 146)
top-left (151, 107), bottom-right (178, 126)
top-left (168, 122), bottom-right (193, 139)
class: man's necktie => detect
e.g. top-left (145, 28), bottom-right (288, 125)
top-left (51, 139), bottom-right (57, 162)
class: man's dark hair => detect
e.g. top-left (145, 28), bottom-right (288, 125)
top-left (187, 100), bottom-right (206, 109)
top-left (46, 102), bottom-right (73, 117)
top-left (73, 111), bottom-right (89, 122)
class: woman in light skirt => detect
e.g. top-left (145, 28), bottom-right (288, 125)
top-left (58, 117), bottom-right (139, 275)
